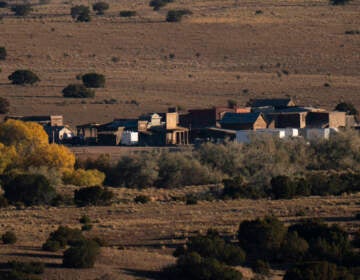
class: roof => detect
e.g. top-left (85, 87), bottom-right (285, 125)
top-left (247, 98), bottom-right (294, 108)
top-left (274, 107), bottom-right (327, 113)
top-left (220, 112), bottom-right (262, 125)
top-left (99, 119), bottom-right (138, 131)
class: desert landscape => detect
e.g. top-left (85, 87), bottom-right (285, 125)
top-left (0, 185), bottom-right (360, 279)
top-left (0, 0), bottom-right (359, 127)
top-left (0, 0), bottom-right (360, 279)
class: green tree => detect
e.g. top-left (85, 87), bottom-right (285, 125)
top-left (8, 70), bottom-right (40, 85)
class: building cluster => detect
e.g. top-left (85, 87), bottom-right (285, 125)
top-left (4, 98), bottom-right (358, 146)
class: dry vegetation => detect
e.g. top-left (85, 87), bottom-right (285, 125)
top-left (0, 0), bottom-right (359, 127)
top-left (0, 0), bottom-right (360, 279)
top-left (0, 184), bottom-right (360, 279)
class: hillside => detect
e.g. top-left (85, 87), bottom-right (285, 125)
top-left (0, 0), bottom-right (359, 128)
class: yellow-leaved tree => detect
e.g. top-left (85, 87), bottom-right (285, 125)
top-left (0, 143), bottom-right (17, 174)
top-left (0, 119), bottom-right (75, 173)
top-left (63, 169), bottom-right (105, 186)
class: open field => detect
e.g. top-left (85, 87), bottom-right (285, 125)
top-left (0, 0), bottom-right (359, 128)
top-left (0, 185), bottom-right (359, 279)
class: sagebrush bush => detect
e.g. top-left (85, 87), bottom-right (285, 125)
top-left (82, 73), bottom-right (105, 88)
top-left (74, 186), bottom-right (114, 207)
top-left (62, 239), bottom-right (100, 268)
top-left (2, 231), bottom-right (17, 244)
top-left (8, 70), bottom-right (39, 85)
top-left (62, 84), bottom-right (95, 98)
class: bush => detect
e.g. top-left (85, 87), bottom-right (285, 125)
top-left (70, 5), bottom-right (91, 22)
top-left (149, 0), bottom-right (173, 11)
top-left (0, 97), bottom-right (9, 114)
top-left (166, 9), bottom-right (192, 22)
top-left (164, 252), bottom-right (243, 280)
top-left (335, 101), bottom-right (358, 115)
top-left (82, 73), bottom-right (105, 88)
top-left (2, 231), bottom-right (17, 244)
top-left (81, 224), bottom-right (92, 231)
top-left (112, 154), bottom-right (159, 188)
top-left (174, 230), bottom-right (246, 266)
top-left (3, 174), bottom-right (56, 206)
top-left (0, 1), bottom-right (8, 8)
top-left (62, 84), bottom-right (95, 98)
top-left (79, 215), bottom-right (91, 224)
top-left (270, 175), bottom-right (297, 199)
top-left (238, 216), bottom-right (287, 261)
top-left (0, 46), bottom-right (6, 60)
top-left (74, 186), bottom-right (114, 207)
top-left (42, 239), bottom-right (61, 252)
top-left (63, 169), bottom-right (105, 186)
top-left (288, 220), bottom-right (350, 263)
top-left (134, 195), bottom-right (150, 204)
top-left (284, 261), bottom-right (346, 280)
top-left (329, 0), bottom-right (351, 5)
top-left (9, 261), bottom-right (44, 274)
top-left (119, 10), bottom-right (136, 17)
top-left (42, 226), bottom-right (84, 251)
top-left (280, 231), bottom-right (309, 262)
top-left (185, 194), bottom-right (198, 205)
top-left (8, 70), bottom-right (40, 85)
top-left (11, 4), bottom-right (32, 16)
top-left (92, 2), bottom-right (109, 15)
top-left (0, 270), bottom-right (41, 280)
top-left (62, 239), bottom-right (100, 268)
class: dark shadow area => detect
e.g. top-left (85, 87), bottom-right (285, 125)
top-left (5, 252), bottom-right (62, 259)
top-left (122, 268), bottom-right (162, 280)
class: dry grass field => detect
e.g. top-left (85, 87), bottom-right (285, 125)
top-left (0, 185), bottom-right (359, 279)
top-left (0, 0), bottom-right (359, 128)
